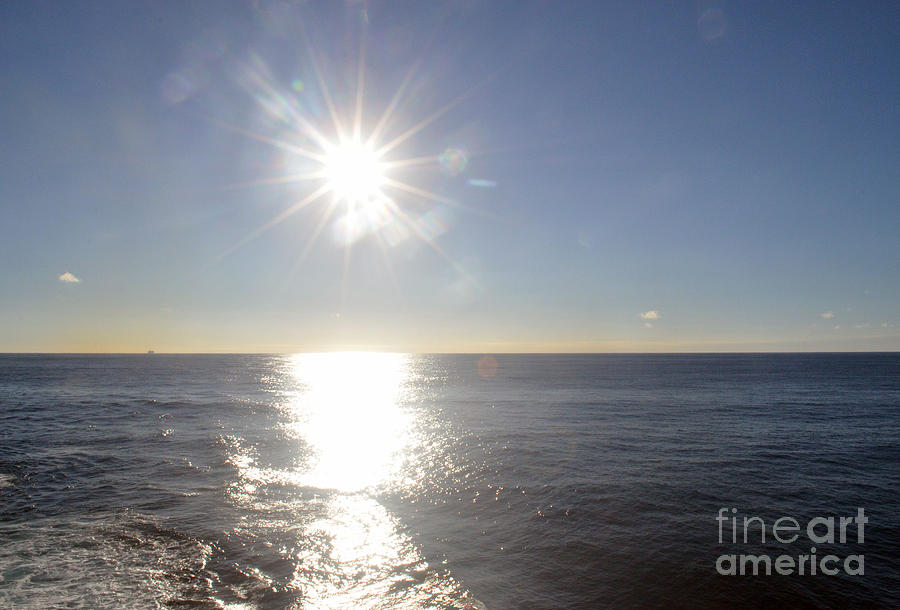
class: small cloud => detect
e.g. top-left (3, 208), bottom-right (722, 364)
top-left (644, 322), bottom-right (653, 329)
top-left (639, 310), bottom-right (660, 320)
top-left (854, 323), bottom-right (870, 329)
top-left (882, 322), bottom-right (889, 328)
top-left (820, 312), bottom-right (835, 319)
top-left (58, 272), bottom-right (81, 283)
top-left (833, 325), bottom-right (840, 330)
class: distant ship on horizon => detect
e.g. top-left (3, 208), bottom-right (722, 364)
top-left (146, 350), bottom-right (155, 355)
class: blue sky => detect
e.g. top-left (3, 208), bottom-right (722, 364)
top-left (1, 1), bottom-right (897, 352)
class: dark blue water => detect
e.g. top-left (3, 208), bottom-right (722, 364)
top-left (1, 353), bottom-right (898, 608)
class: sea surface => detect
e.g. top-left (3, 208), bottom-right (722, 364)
top-left (0, 353), bottom-right (898, 608)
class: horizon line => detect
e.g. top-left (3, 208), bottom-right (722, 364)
top-left (1, 351), bottom-right (898, 356)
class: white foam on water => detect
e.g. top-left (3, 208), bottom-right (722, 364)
top-left (0, 511), bottom-right (219, 608)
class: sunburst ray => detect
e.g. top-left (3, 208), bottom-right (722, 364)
top-left (218, 183), bottom-right (331, 260)
top-left (219, 171), bottom-right (323, 192)
top-left (376, 74), bottom-right (496, 157)
top-left (300, 23), bottom-right (346, 142)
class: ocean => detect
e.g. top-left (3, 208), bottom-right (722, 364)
top-left (1, 353), bottom-right (898, 608)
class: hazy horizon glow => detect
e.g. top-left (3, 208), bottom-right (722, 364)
top-left (0, 2), bottom-right (898, 353)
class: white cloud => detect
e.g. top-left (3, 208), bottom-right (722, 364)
top-left (639, 310), bottom-right (660, 320)
top-left (833, 325), bottom-right (840, 330)
top-left (644, 322), bottom-right (653, 329)
top-left (58, 272), bottom-right (81, 283)
top-left (854, 323), bottom-right (870, 329)
top-left (820, 312), bottom-right (835, 319)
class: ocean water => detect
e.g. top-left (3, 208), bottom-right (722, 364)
top-left (0, 353), bottom-right (898, 608)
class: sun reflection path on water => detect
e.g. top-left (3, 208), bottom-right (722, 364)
top-left (285, 353), bottom-right (478, 608)
top-left (223, 353), bottom-right (482, 608)
top-left (287, 352), bottom-right (411, 493)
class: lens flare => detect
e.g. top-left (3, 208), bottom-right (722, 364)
top-left (439, 147), bottom-right (468, 176)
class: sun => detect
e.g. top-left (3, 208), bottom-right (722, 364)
top-left (216, 31), bottom-right (491, 266)
top-left (321, 138), bottom-right (386, 207)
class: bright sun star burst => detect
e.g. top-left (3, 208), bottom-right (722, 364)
top-left (217, 25), bottom-right (493, 276)
top-left (322, 138), bottom-right (386, 207)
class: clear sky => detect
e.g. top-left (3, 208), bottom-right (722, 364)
top-left (1, 1), bottom-right (898, 353)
